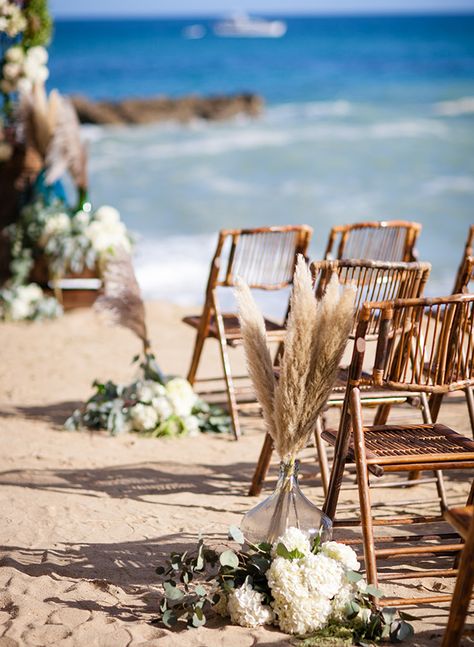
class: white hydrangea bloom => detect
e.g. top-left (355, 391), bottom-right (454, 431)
top-left (129, 403), bottom-right (158, 432)
top-left (267, 557), bottom-right (331, 634)
top-left (321, 541), bottom-right (360, 572)
top-left (227, 581), bottom-right (273, 628)
top-left (41, 213), bottom-right (70, 244)
top-left (19, 283), bottom-right (43, 302)
top-left (85, 212), bottom-right (131, 254)
top-left (301, 552), bottom-right (345, 599)
top-left (27, 45), bottom-right (48, 65)
top-left (271, 526), bottom-right (311, 558)
top-left (151, 382), bottom-right (166, 397)
top-left (331, 582), bottom-right (356, 619)
top-left (165, 377), bottom-right (198, 416)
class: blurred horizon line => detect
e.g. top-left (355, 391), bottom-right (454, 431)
top-left (53, 9), bottom-right (474, 20)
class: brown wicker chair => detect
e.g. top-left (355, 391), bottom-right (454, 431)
top-left (183, 225), bottom-right (312, 439)
top-left (248, 259), bottom-right (432, 497)
top-left (441, 503), bottom-right (474, 647)
top-left (324, 220), bottom-right (421, 263)
top-left (452, 224), bottom-right (474, 294)
top-left (323, 294), bottom-right (474, 605)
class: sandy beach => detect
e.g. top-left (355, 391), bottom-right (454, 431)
top-left (0, 302), bottom-right (472, 647)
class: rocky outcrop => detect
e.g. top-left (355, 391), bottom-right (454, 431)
top-left (70, 93), bottom-right (264, 125)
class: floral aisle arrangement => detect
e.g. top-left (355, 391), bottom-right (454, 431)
top-left (0, 200), bottom-right (132, 321)
top-left (65, 251), bottom-right (231, 438)
top-left (153, 525), bottom-right (414, 644)
top-left (236, 256), bottom-right (355, 543)
top-left (65, 354), bottom-right (231, 438)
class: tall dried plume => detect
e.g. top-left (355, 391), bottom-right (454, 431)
top-left (235, 279), bottom-right (276, 441)
top-left (237, 255), bottom-right (355, 460)
top-left (95, 251), bottom-right (149, 353)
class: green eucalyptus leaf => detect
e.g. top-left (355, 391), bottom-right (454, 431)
top-left (163, 581), bottom-right (184, 601)
top-left (365, 584), bottom-right (383, 598)
top-left (162, 609), bottom-right (177, 627)
top-left (344, 599), bottom-right (360, 620)
top-left (219, 550), bottom-right (239, 569)
top-left (390, 620), bottom-right (414, 643)
top-left (346, 570), bottom-right (364, 583)
top-left (195, 585), bottom-right (207, 597)
top-left (228, 525), bottom-right (245, 544)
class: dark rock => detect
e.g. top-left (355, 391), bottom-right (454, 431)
top-left (70, 93), bottom-right (264, 125)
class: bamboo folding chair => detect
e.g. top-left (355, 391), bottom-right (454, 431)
top-left (249, 259), bottom-right (432, 497)
top-left (324, 221), bottom-right (421, 263)
top-left (183, 225), bottom-right (313, 440)
top-left (323, 294), bottom-right (474, 606)
top-left (452, 224), bottom-right (474, 295)
top-left (441, 504), bottom-right (474, 647)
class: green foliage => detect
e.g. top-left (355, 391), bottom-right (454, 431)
top-left (22, 0), bottom-right (53, 48)
top-left (153, 528), bottom-right (415, 643)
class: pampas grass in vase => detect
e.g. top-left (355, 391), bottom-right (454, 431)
top-left (236, 255), bottom-right (355, 544)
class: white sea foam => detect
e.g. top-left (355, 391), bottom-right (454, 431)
top-left (434, 97), bottom-right (474, 117)
top-left (267, 100), bottom-right (353, 121)
top-left (422, 176), bottom-right (474, 195)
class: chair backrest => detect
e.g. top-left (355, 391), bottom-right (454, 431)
top-left (453, 225), bottom-right (474, 294)
top-left (351, 293), bottom-right (474, 394)
top-left (310, 259), bottom-right (431, 336)
top-left (207, 225), bottom-right (313, 292)
top-left (324, 221), bottom-right (421, 263)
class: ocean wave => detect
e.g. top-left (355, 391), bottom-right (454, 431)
top-left (434, 97), bottom-right (474, 117)
top-left (267, 100), bottom-right (352, 121)
top-left (422, 176), bottom-right (474, 195)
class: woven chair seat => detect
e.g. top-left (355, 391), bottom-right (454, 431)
top-left (322, 423), bottom-right (474, 476)
top-left (183, 313), bottom-right (286, 346)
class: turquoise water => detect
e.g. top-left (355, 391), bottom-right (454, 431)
top-left (49, 15), bottom-right (474, 303)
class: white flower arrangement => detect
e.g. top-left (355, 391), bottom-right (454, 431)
top-left (0, 282), bottom-right (62, 321)
top-left (65, 355), bottom-right (231, 438)
top-left (1, 45), bottom-right (49, 94)
top-left (0, 1), bottom-right (27, 38)
top-left (155, 525), bottom-right (415, 643)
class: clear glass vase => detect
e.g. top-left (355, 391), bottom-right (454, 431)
top-left (241, 459), bottom-right (333, 545)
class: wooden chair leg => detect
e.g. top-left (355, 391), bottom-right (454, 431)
top-left (323, 405), bottom-right (352, 520)
top-left (249, 432), bottom-right (274, 496)
top-left (373, 403), bottom-right (391, 426)
top-left (351, 388), bottom-right (378, 588)
top-left (441, 513), bottom-right (474, 647)
top-left (186, 329), bottom-right (207, 385)
top-left (212, 295), bottom-right (240, 440)
top-left (466, 387), bottom-right (474, 439)
top-left (314, 417), bottom-right (329, 496)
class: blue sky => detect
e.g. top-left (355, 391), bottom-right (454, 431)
top-left (50, 0), bottom-right (474, 17)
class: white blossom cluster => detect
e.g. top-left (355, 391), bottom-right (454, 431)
top-left (0, 0), bottom-right (26, 38)
top-left (128, 377), bottom-right (200, 435)
top-left (221, 527), bottom-right (361, 635)
top-left (38, 204), bottom-right (132, 274)
top-left (0, 282), bottom-right (62, 321)
top-left (1, 45), bottom-right (49, 94)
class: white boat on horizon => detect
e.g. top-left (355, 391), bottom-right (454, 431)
top-left (213, 13), bottom-right (287, 38)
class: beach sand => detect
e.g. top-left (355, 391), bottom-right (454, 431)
top-left (0, 302), bottom-right (473, 646)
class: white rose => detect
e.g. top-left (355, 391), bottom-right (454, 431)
top-left (165, 378), bottom-right (198, 417)
top-left (27, 46), bottom-right (48, 65)
top-left (34, 65), bottom-right (49, 83)
top-left (95, 205), bottom-right (120, 225)
top-left (129, 403), bottom-right (158, 432)
top-left (73, 210), bottom-right (90, 227)
top-left (23, 55), bottom-right (40, 81)
top-left (136, 383), bottom-right (155, 404)
top-left (2, 62), bottom-right (21, 80)
top-left (271, 526), bottom-right (311, 558)
top-left (151, 396), bottom-right (173, 421)
top-left (5, 45), bottom-right (24, 63)
top-left (85, 219), bottom-right (130, 254)
top-left (321, 541), bottom-right (360, 572)
top-left (41, 213), bottom-right (70, 244)
top-left (227, 581), bottom-right (273, 628)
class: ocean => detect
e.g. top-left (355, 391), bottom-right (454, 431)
top-left (48, 14), bottom-right (474, 306)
